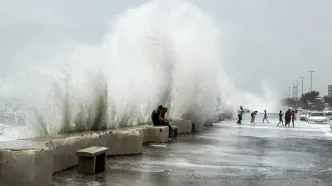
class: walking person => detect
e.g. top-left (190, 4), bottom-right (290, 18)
top-left (285, 109), bottom-right (291, 127)
top-left (277, 110), bottom-right (283, 126)
top-left (263, 110), bottom-right (269, 123)
top-left (250, 111), bottom-right (258, 123)
top-left (237, 106), bottom-right (244, 125)
top-left (291, 110), bottom-right (296, 127)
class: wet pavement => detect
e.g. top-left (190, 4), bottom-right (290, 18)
top-left (52, 116), bottom-right (332, 186)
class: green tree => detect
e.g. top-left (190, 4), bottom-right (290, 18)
top-left (323, 96), bottom-right (332, 106)
top-left (300, 91), bottom-right (320, 109)
top-left (282, 98), bottom-right (297, 108)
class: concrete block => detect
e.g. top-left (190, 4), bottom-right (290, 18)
top-left (0, 120), bottom-right (191, 179)
top-left (107, 130), bottom-right (143, 156)
top-left (141, 126), bottom-right (150, 143)
top-left (0, 148), bottom-right (53, 186)
top-left (147, 126), bottom-right (169, 143)
top-left (133, 124), bottom-right (180, 142)
top-left (170, 120), bottom-right (193, 134)
top-left (131, 125), bottom-right (154, 143)
top-left (47, 129), bottom-right (143, 173)
top-left (76, 147), bottom-right (108, 174)
top-left (47, 136), bottom-right (89, 173)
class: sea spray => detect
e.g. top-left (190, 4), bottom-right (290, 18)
top-left (0, 0), bottom-right (279, 138)
top-left (105, 0), bottom-right (227, 126)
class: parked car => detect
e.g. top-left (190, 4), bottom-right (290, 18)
top-left (326, 114), bottom-right (332, 118)
top-left (323, 108), bottom-right (332, 115)
top-left (307, 112), bottom-right (328, 124)
top-left (306, 111), bottom-right (312, 121)
top-left (299, 111), bottom-right (307, 121)
top-left (300, 111), bottom-right (311, 121)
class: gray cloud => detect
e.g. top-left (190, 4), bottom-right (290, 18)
top-left (0, 0), bottom-right (331, 96)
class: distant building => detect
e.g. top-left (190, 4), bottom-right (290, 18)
top-left (329, 85), bottom-right (332, 97)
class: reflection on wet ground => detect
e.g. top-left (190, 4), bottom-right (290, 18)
top-left (52, 118), bottom-right (332, 186)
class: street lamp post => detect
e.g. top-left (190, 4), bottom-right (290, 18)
top-left (308, 70), bottom-right (315, 92)
top-left (289, 84), bottom-right (295, 99)
top-left (295, 80), bottom-right (299, 101)
top-left (300, 77), bottom-right (305, 96)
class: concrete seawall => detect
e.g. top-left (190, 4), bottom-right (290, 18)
top-left (0, 120), bottom-right (193, 186)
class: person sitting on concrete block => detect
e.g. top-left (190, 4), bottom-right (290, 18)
top-left (160, 107), bottom-right (168, 121)
top-left (151, 105), bottom-right (173, 138)
top-left (160, 107), bottom-right (177, 138)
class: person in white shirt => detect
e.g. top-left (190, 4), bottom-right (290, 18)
top-left (237, 106), bottom-right (244, 124)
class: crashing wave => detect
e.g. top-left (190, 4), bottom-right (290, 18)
top-left (0, 0), bottom-right (278, 137)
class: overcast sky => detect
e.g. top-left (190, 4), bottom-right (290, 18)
top-left (1, 0), bottom-right (331, 97)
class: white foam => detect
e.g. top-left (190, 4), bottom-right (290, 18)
top-left (0, 125), bottom-right (37, 142)
top-left (0, 0), bottom-right (279, 136)
top-left (149, 144), bottom-right (168, 148)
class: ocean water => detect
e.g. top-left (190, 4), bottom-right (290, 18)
top-left (0, 0), bottom-right (279, 141)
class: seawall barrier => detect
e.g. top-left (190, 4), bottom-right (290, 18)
top-left (0, 120), bottom-right (193, 186)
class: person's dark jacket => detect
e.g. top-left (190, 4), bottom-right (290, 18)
top-left (151, 110), bottom-right (160, 125)
top-left (285, 111), bottom-right (291, 120)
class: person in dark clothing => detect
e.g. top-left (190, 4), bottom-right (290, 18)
top-left (285, 109), bottom-right (292, 127)
top-left (291, 110), bottom-right (296, 127)
top-left (263, 110), bottom-right (269, 123)
top-left (151, 105), bottom-right (164, 125)
top-left (250, 111), bottom-right (258, 123)
top-left (161, 107), bottom-right (168, 120)
top-left (237, 106), bottom-right (244, 125)
top-left (151, 105), bottom-right (173, 138)
top-left (277, 110), bottom-right (283, 126)
top-left (284, 110), bottom-right (289, 126)
top-left (158, 107), bottom-right (169, 125)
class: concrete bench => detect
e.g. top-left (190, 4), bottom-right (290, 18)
top-left (76, 146), bottom-right (108, 174)
top-left (170, 120), bottom-right (193, 134)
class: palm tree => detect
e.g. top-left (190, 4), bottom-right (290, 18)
top-left (323, 96), bottom-right (332, 107)
top-left (300, 91), bottom-right (320, 109)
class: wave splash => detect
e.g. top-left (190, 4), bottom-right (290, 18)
top-left (0, 0), bottom-right (278, 138)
